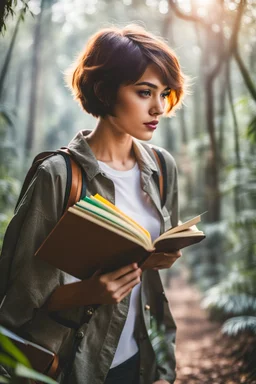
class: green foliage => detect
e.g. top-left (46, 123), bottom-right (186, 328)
top-left (0, 109), bottom-right (15, 129)
top-left (1, 1), bottom-right (31, 35)
top-left (0, 326), bottom-right (57, 384)
top-left (202, 268), bottom-right (256, 321)
top-left (0, 106), bottom-right (20, 250)
top-left (222, 316), bottom-right (256, 336)
top-left (203, 293), bottom-right (256, 320)
top-left (222, 317), bottom-right (256, 382)
top-left (148, 317), bottom-right (171, 366)
top-left (247, 116), bottom-right (256, 144)
top-left (184, 221), bottom-right (228, 290)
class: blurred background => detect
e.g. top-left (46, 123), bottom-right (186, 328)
top-left (0, 0), bottom-right (255, 382)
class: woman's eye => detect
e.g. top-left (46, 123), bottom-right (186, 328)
top-left (161, 92), bottom-right (170, 99)
top-left (138, 90), bottom-right (151, 97)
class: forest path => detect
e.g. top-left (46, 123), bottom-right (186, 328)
top-left (165, 273), bottom-right (250, 384)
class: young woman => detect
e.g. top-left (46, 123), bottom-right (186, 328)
top-left (0, 25), bottom-right (186, 384)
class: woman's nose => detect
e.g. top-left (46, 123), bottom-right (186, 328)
top-left (149, 98), bottom-right (165, 116)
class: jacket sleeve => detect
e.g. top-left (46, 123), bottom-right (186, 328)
top-left (0, 156), bottom-right (85, 332)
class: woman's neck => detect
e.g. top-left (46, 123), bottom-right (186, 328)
top-left (86, 120), bottom-right (136, 171)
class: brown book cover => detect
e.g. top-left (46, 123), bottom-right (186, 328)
top-left (35, 204), bottom-right (205, 279)
top-left (0, 326), bottom-right (58, 377)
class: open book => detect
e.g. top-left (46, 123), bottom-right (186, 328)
top-left (36, 194), bottom-right (205, 279)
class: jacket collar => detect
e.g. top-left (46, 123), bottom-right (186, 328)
top-left (68, 130), bottom-right (158, 181)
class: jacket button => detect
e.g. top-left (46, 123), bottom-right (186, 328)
top-left (86, 306), bottom-right (95, 316)
top-left (140, 367), bottom-right (144, 375)
top-left (144, 304), bottom-right (150, 311)
top-left (76, 331), bottom-right (84, 339)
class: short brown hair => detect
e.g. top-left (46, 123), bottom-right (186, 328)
top-left (66, 25), bottom-right (186, 118)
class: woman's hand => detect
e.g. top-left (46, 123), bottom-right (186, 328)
top-left (46, 263), bottom-right (141, 311)
top-left (141, 250), bottom-right (182, 271)
top-left (83, 263), bottom-right (142, 304)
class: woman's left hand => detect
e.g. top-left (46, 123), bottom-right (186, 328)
top-left (141, 250), bottom-right (182, 271)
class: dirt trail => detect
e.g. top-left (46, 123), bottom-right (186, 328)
top-left (165, 273), bottom-right (253, 384)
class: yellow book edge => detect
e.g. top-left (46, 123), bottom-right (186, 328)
top-left (69, 206), bottom-right (153, 251)
top-left (75, 200), bottom-right (149, 246)
top-left (93, 193), bottom-right (150, 239)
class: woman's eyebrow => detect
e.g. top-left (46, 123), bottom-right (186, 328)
top-left (135, 81), bottom-right (170, 91)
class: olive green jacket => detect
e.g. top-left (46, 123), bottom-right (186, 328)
top-left (0, 130), bottom-right (179, 384)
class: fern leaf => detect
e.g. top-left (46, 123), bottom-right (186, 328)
top-left (222, 316), bottom-right (256, 336)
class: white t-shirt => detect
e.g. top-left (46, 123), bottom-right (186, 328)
top-left (98, 161), bottom-right (161, 368)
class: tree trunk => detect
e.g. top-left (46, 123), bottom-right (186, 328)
top-left (217, 65), bottom-right (228, 164)
top-left (25, 0), bottom-right (45, 157)
top-left (0, 13), bottom-right (22, 102)
top-left (249, 41), bottom-right (256, 72)
top-left (179, 107), bottom-right (188, 145)
top-left (226, 59), bottom-right (241, 214)
top-left (234, 48), bottom-right (256, 102)
top-left (204, 75), bottom-right (220, 222)
top-left (0, 0), bottom-right (9, 33)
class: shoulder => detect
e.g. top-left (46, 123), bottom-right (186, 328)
top-left (16, 153), bottom-right (68, 216)
top-left (26, 153), bottom-right (68, 197)
top-left (140, 142), bottom-right (178, 173)
top-left (38, 153), bottom-right (67, 178)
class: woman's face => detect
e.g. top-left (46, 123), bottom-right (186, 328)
top-left (104, 64), bottom-right (170, 141)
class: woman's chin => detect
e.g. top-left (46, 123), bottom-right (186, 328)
top-left (133, 131), bottom-right (154, 141)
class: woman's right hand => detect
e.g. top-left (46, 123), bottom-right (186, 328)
top-left (46, 263), bottom-right (141, 311)
top-left (81, 263), bottom-right (142, 305)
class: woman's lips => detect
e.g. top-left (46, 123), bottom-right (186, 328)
top-left (144, 121), bottom-right (158, 130)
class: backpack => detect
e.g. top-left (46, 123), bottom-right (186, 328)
top-left (16, 146), bottom-right (167, 213)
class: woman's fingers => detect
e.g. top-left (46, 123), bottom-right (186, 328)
top-left (102, 267), bottom-right (141, 293)
top-left (107, 263), bottom-right (139, 280)
top-left (91, 263), bottom-right (142, 304)
top-left (163, 250), bottom-right (182, 258)
top-left (117, 273), bottom-right (141, 294)
top-left (113, 274), bottom-right (141, 303)
top-left (142, 250), bottom-right (182, 270)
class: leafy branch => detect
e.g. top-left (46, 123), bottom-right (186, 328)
top-left (0, 0), bottom-right (31, 35)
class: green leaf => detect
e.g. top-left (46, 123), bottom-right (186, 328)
top-left (0, 353), bottom-right (16, 368)
top-left (247, 116), bottom-right (256, 144)
top-left (0, 333), bottom-right (31, 368)
top-left (0, 376), bottom-right (10, 383)
top-left (222, 316), bottom-right (256, 336)
top-left (15, 364), bottom-right (57, 384)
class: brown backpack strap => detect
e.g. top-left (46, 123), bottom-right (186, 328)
top-left (58, 148), bottom-right (83, 210)
top-left (47, 353), bottom-right (60, 379)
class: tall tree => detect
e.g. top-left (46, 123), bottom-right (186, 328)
top-left (0, 0), bottom-right (29, 34)
top-left (0, 8), bottom-right (23, 102)
top-left (169, 0), bottom-right (226, 222)
top-left (25, 0), bottom-right (45, 157)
